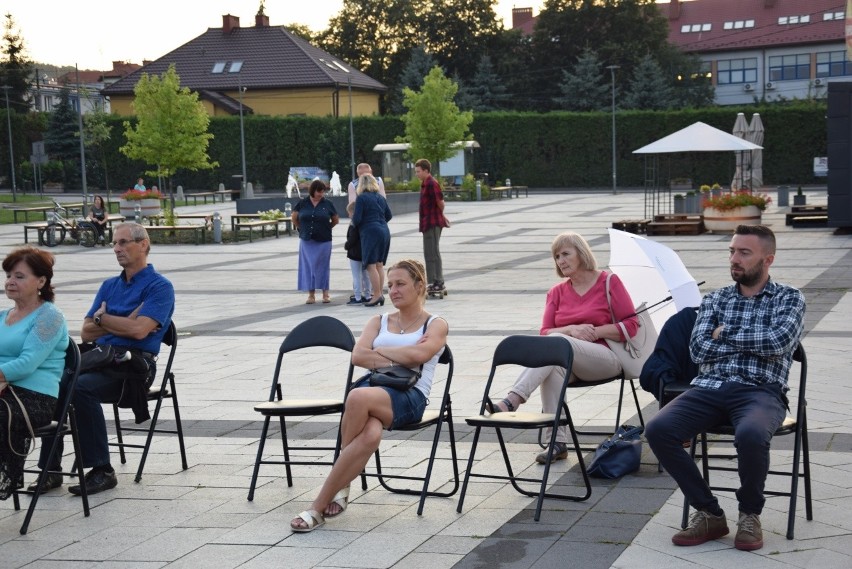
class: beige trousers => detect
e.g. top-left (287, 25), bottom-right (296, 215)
top-left (509, 334), bottom-right (622, 443)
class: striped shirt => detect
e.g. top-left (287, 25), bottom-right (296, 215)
top-left (689, 279), bottom-right (805, 391)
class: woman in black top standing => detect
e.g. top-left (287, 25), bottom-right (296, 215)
top-left (291, 180), bottom-right (339, 304)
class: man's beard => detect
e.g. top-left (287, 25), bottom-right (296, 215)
top-left (731, 264), bottom-right (763, 287)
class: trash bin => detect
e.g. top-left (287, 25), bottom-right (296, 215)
top-left (230, 175), bottom-right (243, 200)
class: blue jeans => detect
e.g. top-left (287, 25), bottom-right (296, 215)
top-left (38, 369), bottom-right (125, 470)
top-left (645, 381), bottom-right (787, 515)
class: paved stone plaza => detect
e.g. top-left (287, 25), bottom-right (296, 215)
top-left (1, 189), bottom-right (850, 568)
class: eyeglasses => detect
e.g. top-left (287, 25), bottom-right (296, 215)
top-left (110, 238), bottom-right (145, 248)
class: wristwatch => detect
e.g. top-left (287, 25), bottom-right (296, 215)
top-left (93, 314), bottom-right (102, 326)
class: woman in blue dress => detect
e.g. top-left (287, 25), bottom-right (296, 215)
top-left (292, 180), bottom-right (339, 304)
top-left (352, 175), bottom-right (392, 307)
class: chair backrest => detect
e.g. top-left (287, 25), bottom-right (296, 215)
top-left (790, 342), bottom-right (807, 421)
top-left (492, 335), bottom-right (573, 369)
top-left (271, 316), bottom-right (356, 401)
top-left (280, 316), bottom-right (356, 354)
top-left (53, 337), bottom-right (81, 424)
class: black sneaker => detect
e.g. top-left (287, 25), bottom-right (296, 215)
top-left (69, 467), bottom-right (117, 496)
top-left (27, 472), bottom-right (63, 493)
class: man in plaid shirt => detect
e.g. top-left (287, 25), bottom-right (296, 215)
top-left (646, 224), bottom-right (805, 552)
top-left (415, 159), bottom-right (448, 292)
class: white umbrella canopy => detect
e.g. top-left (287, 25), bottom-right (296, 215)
top-left (747, 113), bottom-right (764, 189)
top-left (607, 229), bottom-right (703, 331)
top-left (731, 113), bottom-right (750, 190)
top-left (633, 121), bottom-right (762, 154)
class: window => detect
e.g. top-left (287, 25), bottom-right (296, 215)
top-left (779, 15), bottom-right (810, 25)
top-left (768, 54), bottom-right (811, 81)
top-left (817, 51), bottom-right (852, 77)
top-left (824, 11), bottom-right (845, 21)
top-left (229, 61), bottom-right (243, 73)
top-left (724, 20), bottom-right (755, 30)
top-left (716, 58), bottom-right (758, 84)
top-left (681, 23), bottom-right (711, 33)
top-left (211, 62), bottom-right (226, 73)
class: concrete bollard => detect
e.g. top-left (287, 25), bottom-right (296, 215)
top-left (176, 185), bottom-right (185, 201)
top-left (212, 212), bottom-right (222, 243)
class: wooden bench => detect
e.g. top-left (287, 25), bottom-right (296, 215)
top-left (144, 224), bottom-right (207, 245)
top-left (509, 185), bottom-right (529, 198)
top-left (185, 192), bottom-right (221, 205)
top-left (215, 189), bottom-right (241, 201)
top-left (786, 206), bottom-right (827, 225)
top-left (489, 186), bottom-right (513, 200)
top-left (23, 215), bottom-right (126, 245)
top-left (443, 187), bottom-right (471, 201)
top-left (233, 219), bottom-right (292, 243)
top-left (149, 213), bottom-right (213, 228)
top-left (646, 214), bottom-right (705, 236)
top-left (790, 215), bottom-right (828, 228)
top-left (611, 219), bottom-right (651, 234)
top-left (9, 206), bottom-right (54, 224)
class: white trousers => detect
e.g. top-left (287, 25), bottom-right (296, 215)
top-left (349, 259), bottom-right (371, 300)
top-left (509, 334), bottom-right (622, 443)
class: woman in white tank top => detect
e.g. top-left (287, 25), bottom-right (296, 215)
top-left (291, 259), bottom-right (448, 533)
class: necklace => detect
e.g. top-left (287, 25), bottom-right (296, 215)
top-left (397, 311), bottom-right (424, 334)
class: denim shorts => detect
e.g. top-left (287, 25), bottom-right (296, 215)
top-left (353, 376), bottom-right (428, 431)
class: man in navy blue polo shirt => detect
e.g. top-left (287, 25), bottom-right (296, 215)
top-left (34, 222), bottom-right (175, 496)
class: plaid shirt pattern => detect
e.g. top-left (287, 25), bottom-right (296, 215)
top-left (689, 279), bottom-right (805, 391)
top-left (419, 175), bottom-right (444, 233)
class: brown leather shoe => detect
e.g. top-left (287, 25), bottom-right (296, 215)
top-left (734, 512), bottom-right (763, 551)
top-left (27, 473), bottom-right (63, 493)
top-left (672, 510), bottom-right (729, 546)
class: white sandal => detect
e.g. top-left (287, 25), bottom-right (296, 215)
top-left (324, 486), bottom-right (350, 518)
top-left (291, 509), bottom-right (325, 533)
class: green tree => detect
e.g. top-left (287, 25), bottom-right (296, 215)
top-left (455, 55), bottom-right (508, 112)
top-left (399, 66), bottom-right (473, 172)
top-left (43, 87), bottom-right (81, 190)
top-left (120, 65), bottom-right (216, 206)
top-left (0, 13), bottom-right (33, 113)
top-left (664, 50), bottom-right (716, 109)
top-left (553, 49), bottom-right (610, 111)
top-left (531, 0), bottom-right (670, 110)
top-left (389, 45), bottom-right (437, 114)
top-left (622, 54), bottom-right (676, 110)
top-left (285, 23), bottom-right (315, 42)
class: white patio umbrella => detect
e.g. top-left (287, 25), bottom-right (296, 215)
top-left (747, 113), bottom-right (764, 189)
top-left (731, 113), bottom-right (749, 190)
top-left (607, 229), bottom-right (703, 332)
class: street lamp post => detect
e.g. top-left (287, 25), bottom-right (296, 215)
top-left (237, 74), bottom-right (248, 199)
top-left (348, 76), bottom-right (355, 181)
top-left (75, 65), bottom-right (88, 216)
top-left (1, 85), bottom-right (17, 202)
top-left (606, 65), bottom-right (619, 195)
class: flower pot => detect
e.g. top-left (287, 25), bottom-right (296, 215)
top-left (703, 205), bottom-right (762, 232)
top-left (120, 198), bottom-right (162, 218)
top-left (673, 197), bottom-right (686, 214)
top-left (793, 194), bottom-right (806, 206)
top-left (685, 194), bottom-right (698, 213)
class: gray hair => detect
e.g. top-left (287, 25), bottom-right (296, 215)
top-left (117, 222), bottom-right (151, 254)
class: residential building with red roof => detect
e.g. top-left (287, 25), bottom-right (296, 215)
top-left (512, 1), bottom-right (847, 105)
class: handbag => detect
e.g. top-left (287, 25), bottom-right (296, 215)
top-left (604, 273), bottom-right (659, 380)
top-left (587, 424), bottom-right (644, 479)
top-left (368, 365), bottom-right (421, 391)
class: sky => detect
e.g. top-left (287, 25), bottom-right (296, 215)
top-left (5, 0), bottom-right (547, 71)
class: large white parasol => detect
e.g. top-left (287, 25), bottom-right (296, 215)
top-left (607, 229), bottom-right (703, 331)
top-left (747, 113), bottom-right (764, 189)
top-left (731, 113), bottom-right (750, 190)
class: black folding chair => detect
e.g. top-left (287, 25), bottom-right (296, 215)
top-left (677, 344), bottom-right (812, 539)
top-left (457, 335), bottom-right (592, 522)
top-left (13, 339), bottom-right (89, 535)
top-left (360, 345), bottom-right (458, 515)
top-left (247, 316), bottom-right (356, 500)
top-left (109, 322), bottom-right (187, 482)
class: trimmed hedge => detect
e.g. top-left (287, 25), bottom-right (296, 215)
top-left (5, 104), bottom-right (826, 192)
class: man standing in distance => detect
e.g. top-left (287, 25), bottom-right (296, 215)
top-left (415, 159), bottom-right (448, 293)
top-left (347, 163), bottom-right (385, 206)
top-left (646, 224), bottom-right (805, 551)
top-left (33, 222), bottom-right (175, 496)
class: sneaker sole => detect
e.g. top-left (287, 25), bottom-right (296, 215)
top-left (672, 527), bottom-right (729, 546)
top-left (734, 539), bottom-right (763, 551)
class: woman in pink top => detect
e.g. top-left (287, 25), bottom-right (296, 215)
top-left (490, 231), bottom-right (638, 464)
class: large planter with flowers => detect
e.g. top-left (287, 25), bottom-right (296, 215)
top-left (702, 191), bottom-right (770, 233)
top-left (119, 190), bottom-right (163, 218)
